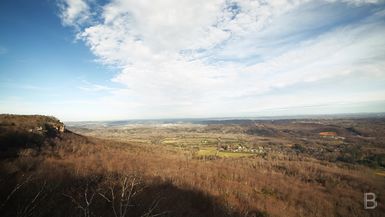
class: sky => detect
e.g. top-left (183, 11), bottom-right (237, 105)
top-left (1, 0), bottom-right (385, 121)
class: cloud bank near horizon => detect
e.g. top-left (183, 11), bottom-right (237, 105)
top-left (56, 0), bottom-right (385, 120)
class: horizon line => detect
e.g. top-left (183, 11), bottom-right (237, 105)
top-left (62, 111), bottom-right (385, 123)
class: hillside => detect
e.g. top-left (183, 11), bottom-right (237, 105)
top-left (0, 114), bottom-right (66, 157)
top-left (0, 115), bottom-right (238, 217)
top-left (0, 115), bottom-right (384, 217)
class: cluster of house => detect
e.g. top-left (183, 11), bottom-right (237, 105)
top-left (217, 144), bottom-right (265, 153)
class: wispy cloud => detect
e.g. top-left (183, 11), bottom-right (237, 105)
top-left (0, 82), bottom-right (50, 91)
top-left (57, 0), bottom-right (385, 118)
top-left (78, 80), bottom-right (117, 92)
top-left (58, 0), bottom-right (90, 27)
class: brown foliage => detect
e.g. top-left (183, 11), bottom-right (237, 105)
top-left (0, 115), bottom-right (385, 217)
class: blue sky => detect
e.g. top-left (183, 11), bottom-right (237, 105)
top-left (1, 0), bottom-right (385, 121)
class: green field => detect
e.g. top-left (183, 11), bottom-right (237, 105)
top-left (196, 147), bottom-right (256, 158)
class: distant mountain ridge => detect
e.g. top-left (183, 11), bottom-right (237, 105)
top-left (65, 112), bottom-right (385, 128)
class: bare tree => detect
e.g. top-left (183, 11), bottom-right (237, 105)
top-left (0, 175), bottom-right (47, 217)
top-left (64, 183), bottom-right (96, 217)
top-left (140, 197), bottom-right (166, 217)
top-left (0, 175), bottom-right (32, 211)
top-left (98, 176), bottom-right (141, 217)
top-left (17, 181), bottom-right (47, 217)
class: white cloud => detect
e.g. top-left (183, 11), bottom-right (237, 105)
top-left (59, 0), bottom-right (90, 27)
top-left (336, 0), bottom-right (382, 5)
top-left (58, 0), bottom-right (385, 119)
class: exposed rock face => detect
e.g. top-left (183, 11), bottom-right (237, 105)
top-left (44, 121), bottom-right (65, 136)
top-left (47, 122), bottom-right (65, 133)
top-left (59, 124), bottom-right (65, 133)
